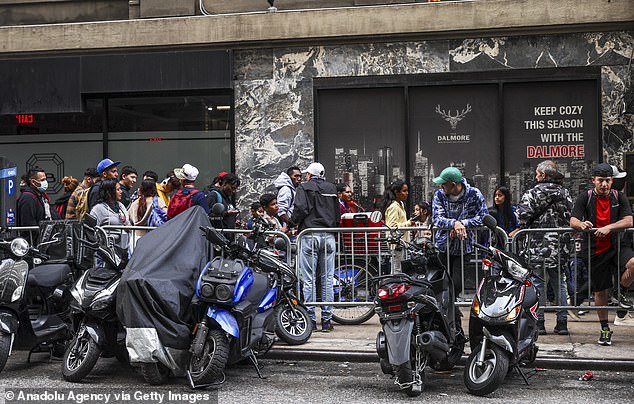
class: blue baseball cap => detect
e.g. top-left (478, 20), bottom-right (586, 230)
top-left (97, 158), bottom-right (121, 175)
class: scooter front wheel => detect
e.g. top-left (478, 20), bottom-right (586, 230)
top-left (140, 362), bottom-right (171, 385)
top-left (463, 343), bottom-right (509, 396)
top-left (275, 303), bottom-right (311, 345)
top-left (0, 332), bottom-right (12, 373)
top-left (188, 329), bottom-right (229, 385)
top-left (62, 333), bottom-right (101, 382)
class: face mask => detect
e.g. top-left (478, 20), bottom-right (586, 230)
top-left (36, 180), bottom-right (48, 192)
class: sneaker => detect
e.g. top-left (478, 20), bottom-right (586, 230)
top-left (537, 320), bottom-right (547, 335)
top-left (321, 320), bottom-right (334, 333)
top-left (311, 320), bottom-right (317, 332)
top-left (614, 291), bottom-right (634, 309)
top-left (554, 320), bottom-right (569, 335)
top-left (598, 328), bottom-right (613, 346)
top-left (614, 312), bottom-right (634, 326)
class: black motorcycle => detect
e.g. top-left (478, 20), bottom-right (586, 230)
top-left (374, 229), bottom-right (465, 397)
top-left (62, 214), bottom-right (129, 382)
top-left (0, 230), bottom-right (74, 373)
top-left (463, 215), bottom-right (540, 396)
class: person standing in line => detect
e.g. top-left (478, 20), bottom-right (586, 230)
top-left (570, 163), bottom-right (634, 346)
top-left (66, 168), bottom-right (99, 220)
top-left (118, 165), bottom-right (138, 208)
top-left (89, 179), bottom-right (130, 250)
top-left (381, 180), bottom-right (416, 273)
top-left (128, 179), bottom-right (167, 243)
top-left (609, 165), bottom-right (634, 326)
top-left (274, 166), bottom-right (302, 226)
top-left (156, 171), bottom-right (181, 207)
top-left (17, 167), bottom-right (53, 227)
top-left (488, 186), bottom-right (520, 236)
top-left (88, 158), bottom-right (121, 212)
top-left (432, 166), bottom-right (488, 297)
top-left (290, 162), bottom-right (340, 333)
top-left (516, 160), bottom-right (573, 335)
top-left (53, 176), bottom-right (79, 218)
top-left (206, 173), bottom-right (241, 229)
top-left (167, 164), bottom-right (209, 219)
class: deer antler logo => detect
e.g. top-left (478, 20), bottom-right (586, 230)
top-left (435, 104), bottom-right (472, 130)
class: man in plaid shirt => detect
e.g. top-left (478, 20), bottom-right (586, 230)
top-left (432, 166), bottom-right (488, 297)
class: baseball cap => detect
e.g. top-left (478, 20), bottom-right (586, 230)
top-left (96, 158), bottom-right (120, 175)
top-left (592, 163), bottom-right (613, 178)
top-left (174, 163), bottom-right (199, 181)
top-left (303, 162), bottom-right (325, 177)
top-left (217, 171), bottom-right (229, 178)
top-left (611, 165), bottom-right (627, 179)
top-left (432, 167), bottom-right (463, 185)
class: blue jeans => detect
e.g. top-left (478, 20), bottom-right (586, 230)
top-left (533, 263), bottom-right (568, 322)
top-left (299, 232), bottom-right (336, 321)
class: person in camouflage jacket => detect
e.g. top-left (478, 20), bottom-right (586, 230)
top-left (517, 160), bottom-right (573, 335)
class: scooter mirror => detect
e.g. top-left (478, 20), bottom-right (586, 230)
top-left (211, 203), bottom-right (225, 217)
top-left (482, 214), bottom-right (497, 231)
top-left (273, 237), bottom-right (287, 251)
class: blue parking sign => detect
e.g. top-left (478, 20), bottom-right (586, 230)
top-left (6, 178), bottom-right (15, 196)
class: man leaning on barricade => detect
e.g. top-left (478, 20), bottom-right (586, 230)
top-left (569, 162), bottom-right (634, 346)
top-left (431, 166), bottom-right (488, 298)
top-left (516, 159), bottom-right (573, 336)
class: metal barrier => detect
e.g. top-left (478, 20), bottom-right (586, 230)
top-left (6, 223), bottom-right (633, 317)
top-left (512, 227), bottom-right (634, 311)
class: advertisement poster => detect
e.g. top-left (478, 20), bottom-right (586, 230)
top-left (503, 80), bottom-right (599, 201)
top-left (317, 87), bottom-right (406, 210)
top-left (408, 84), bottom-right (501, 204)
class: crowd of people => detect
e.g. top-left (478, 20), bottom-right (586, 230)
top-left (13, 157), bottom-right (634, 343)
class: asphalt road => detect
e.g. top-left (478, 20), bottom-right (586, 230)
top-left (0, 351), bottom-right (633, 404)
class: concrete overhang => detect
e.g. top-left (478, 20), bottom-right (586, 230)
top-left (0, 0), bottom-right (632, 55)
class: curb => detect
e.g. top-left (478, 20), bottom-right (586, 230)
top-left (266, 349), bottom-right (634, 372)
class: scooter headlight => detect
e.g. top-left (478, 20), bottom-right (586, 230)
top-left (10, 238), bottom-right (29, 257)
top-left (507, 259), bottom-right (529, 282)
top-left (506, 305), bottom-right (521, 321)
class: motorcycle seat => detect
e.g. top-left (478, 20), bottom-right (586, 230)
top-left (246, 271), bottom-right (270, 302)
top-left (27, 263), bottom-right (72, 289)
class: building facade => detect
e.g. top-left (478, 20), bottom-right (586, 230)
top-left (0, 0), bottom-right (632, 212)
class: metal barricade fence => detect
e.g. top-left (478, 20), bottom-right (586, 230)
top-left (511, 227), bottom-right (634, 311)
top-left (7, 223), bottom-right (632, 316)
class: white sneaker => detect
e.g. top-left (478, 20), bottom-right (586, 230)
top-left (614, 312), bottom-right (634, 326)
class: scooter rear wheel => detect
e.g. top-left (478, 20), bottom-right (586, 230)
top-left (0, 333), bottom-right (11, 373)
top-left (464, 343), bottom-right (509, 396)
top-left (62, 333), bottom-right (101, 382)
top-left (188, 329), bottom-right (229, 385)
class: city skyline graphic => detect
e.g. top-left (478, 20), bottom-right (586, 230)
top-left (332, 132), bottom-right (595, 211)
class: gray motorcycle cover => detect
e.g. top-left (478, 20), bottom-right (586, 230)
top-left (117, 206), bottom-right (210, 370)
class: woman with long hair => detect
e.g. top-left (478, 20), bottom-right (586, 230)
top-left (128, 179), bottom-right (167, 243)
top-left (89, 179), bottom-right (130, 249)
top-left (381, 180), bottom-right (416, 273)
top-left (489, 186), bottom-right (519, 235)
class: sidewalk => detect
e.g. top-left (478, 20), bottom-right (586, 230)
top-left (268, 309), bottom-right (634, 370)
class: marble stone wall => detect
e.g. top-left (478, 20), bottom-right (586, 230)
top-left (234, 31), bottom-right (634, 209)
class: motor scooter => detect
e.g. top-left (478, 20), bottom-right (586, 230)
top-left (374, 227), bottom-right (465, 397)
top-left (62, 214), bottom-right (129, 382)
top-left (0, 230), bottom-right (74, 373)
top-left (463, 214), bottom-right (541, 396)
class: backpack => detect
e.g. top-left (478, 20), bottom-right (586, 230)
top-left (167, 188), bottom-right (200, 219)
top-left (147, 196), bottom-right (168, 227)
top-left (75, 188), bottom-right (90, 221)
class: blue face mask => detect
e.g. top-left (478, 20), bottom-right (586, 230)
top-left (37, 180), bottom-right (48, 192)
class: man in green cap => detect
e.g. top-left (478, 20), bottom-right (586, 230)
top-left (431, 166), bottom-right (488, 297)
